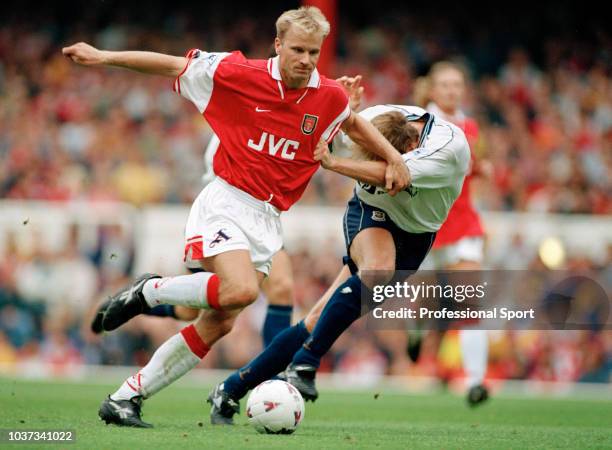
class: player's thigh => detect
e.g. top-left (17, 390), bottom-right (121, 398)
top-left (350, 227), bottom-right (396, 288)
top-left (262, 249), bottom-right (294, 306)
top-left (200, 250), bottom-right (265, 309)
top-left (304, 265), bottom-right (352, 332)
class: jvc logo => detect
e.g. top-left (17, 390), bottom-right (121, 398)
top-left (247, 132), bottom-right (299, 160)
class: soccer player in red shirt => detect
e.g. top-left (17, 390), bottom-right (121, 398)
top-left (416, 61), bottom-right (490, 405)
top-left (63, 6), bottom-right (409, 427)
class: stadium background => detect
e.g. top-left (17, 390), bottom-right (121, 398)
top-left (0, 0), bottom-right (610, 392)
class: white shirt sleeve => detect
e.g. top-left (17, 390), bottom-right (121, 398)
top-left (321, 104), bottom-right (351, 143)
top-left (403, 121), bottom-right (470, 189)
top-left (402, 134), bottom-right (470, 189)
top-left (173, 50), bottom-right (230, 113)
top-left (403, 146), bottom-right (462, 189)
top-left (331, 130), bottom-right (352, 154)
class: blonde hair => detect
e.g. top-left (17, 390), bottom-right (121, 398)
top-left (353, 112), bottom-right (420, 161)
top-left (276, 6), bottom-right (330, 40)
top-left (413, 61), bottom-right (467, 107)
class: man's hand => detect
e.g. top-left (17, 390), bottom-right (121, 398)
top-left (62, 42), bottom-right (107, 66)
top-left (336, 75), bottom-right (364, 111)
top-left (385, 158), bottom-right (410, 196)
top-left (313, 139), bottom-right (335, 169)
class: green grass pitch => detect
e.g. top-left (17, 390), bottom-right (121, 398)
top-left (1, 378), bottom-right (611, 449)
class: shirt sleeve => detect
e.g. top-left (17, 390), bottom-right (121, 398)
top-left (173, 49), bottom-right (231, 113)
top-left (403, 146), bottom-right (461, 189)
top-left (321, 103), bottom-right (351, 143)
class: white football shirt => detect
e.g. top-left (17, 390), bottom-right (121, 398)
top-left (333, 104), bottom-right (470, 233)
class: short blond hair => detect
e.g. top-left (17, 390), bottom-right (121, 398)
top-left (276, 6), bottom-right (330, 40)
top-left (353, 112), bottom-right (420, 161)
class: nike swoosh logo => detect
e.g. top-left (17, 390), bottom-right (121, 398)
top-left (255, 107), bottom-right (271, 112)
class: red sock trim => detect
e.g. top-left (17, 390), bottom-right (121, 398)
top-left (180, 324), bottom-right (210, 359)
top-left (206, 274), bottom-right (221, 310)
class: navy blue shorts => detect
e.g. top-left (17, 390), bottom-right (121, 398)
top-left (342, 193), bottom-right (436, 274)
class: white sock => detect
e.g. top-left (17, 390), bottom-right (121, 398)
top-left (142, 272), bottom-right (219, 309)
top-left (460, 329), bottom-right (488, 389)
top-left (111, 326), bottom-right (207, 400)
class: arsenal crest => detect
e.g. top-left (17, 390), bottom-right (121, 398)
top-left (301, 114), bottom-right (318, 135)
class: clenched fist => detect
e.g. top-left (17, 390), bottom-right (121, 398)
top-left (62, 42), bottom-right (107, 66)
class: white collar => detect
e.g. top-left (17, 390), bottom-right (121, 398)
top-left (267, 56), bottom-right (320, 89)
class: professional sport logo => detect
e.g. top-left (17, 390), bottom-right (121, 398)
top-left (209, 229), bottom-right (231, 248)
top-left (301, 114), bottom-right (318, 135)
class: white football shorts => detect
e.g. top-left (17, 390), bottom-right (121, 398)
top-left (427, 235), bottom-right (484, 268)
top-left (184, 177), bottom-right (283, 275)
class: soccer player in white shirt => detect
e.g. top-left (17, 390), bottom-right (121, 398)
top-left (207, 90), bottom-right (471, 419)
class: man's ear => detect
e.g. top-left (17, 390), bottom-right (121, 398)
top-left (405, 142), bottom-right (417, 153)
top-left (274, 37), bottom-right (281, 55)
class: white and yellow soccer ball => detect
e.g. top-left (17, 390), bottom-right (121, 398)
top-left (246, 380), bottom-right (305, 434)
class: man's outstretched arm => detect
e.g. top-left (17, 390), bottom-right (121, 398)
top-left (62, 42), bottom-right (187, 78)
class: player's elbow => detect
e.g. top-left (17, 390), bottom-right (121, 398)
top-left (340, 111), bottom-right (357, 134)
top-left (163, 56), bottom-right (189, 78)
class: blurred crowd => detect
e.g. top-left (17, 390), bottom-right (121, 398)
top-left (0, 221), bottom-right (610, 385)
top-left (1, 14), bottom-right (610, 212)
top-left (0, 6), bottom-right (610, 384)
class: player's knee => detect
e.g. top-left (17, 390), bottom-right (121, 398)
top-left (221, 282), bottom-right (259, 308)
top-left (359, 258), bottom-right (395, 288)
top-left (266, 276), bottom-right (294, 306)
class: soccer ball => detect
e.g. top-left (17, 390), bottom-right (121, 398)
top-left (246, 380), bottom-right (305, 434)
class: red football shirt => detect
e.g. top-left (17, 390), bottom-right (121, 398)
top-left (174, 50), bottom-right (350, 211)
top-left (430, 109), bottom-right (485, 247)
